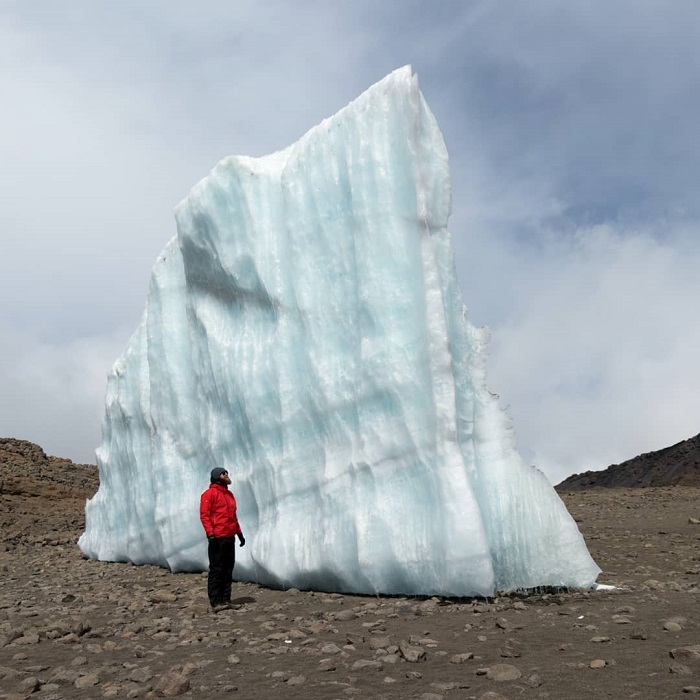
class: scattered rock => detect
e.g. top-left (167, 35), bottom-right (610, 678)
top-left (318, 659), bottom-right (336, 672)
top-left (155, 670), bottom-right (190, 697)
top-left (20, 677), bottom-right (41, 693)
top-left (670, 663), bottom-right (693, 675)
top-left (486, 664), bottom-right (522, 681)
top-left (351, 659), bottom-right (382, 671)
top-left (672, 647), bottom-right (700, 662)
top-left (369, 636), bottom-right (392, 650)
top-left (500, 639), bottom-right (521, 658)
top-left (399, 639), bottom-right (426, 663)
top-left (75, 673), bottom-right (100, 688)
top-left (334, 609), bottom-right (356, 621)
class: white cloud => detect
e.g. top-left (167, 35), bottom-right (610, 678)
top-left (1, 1), bottom-right (698, 480)
top-left (0, 328), bottom-right (129, 463)
top-left (486, 225), bottom-right (700, 483)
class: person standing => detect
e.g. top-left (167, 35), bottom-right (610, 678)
top-left (199, 467), bottom-right (245, 612)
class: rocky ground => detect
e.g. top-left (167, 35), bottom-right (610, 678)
top-left (1, 439), bottom-right (700, 699)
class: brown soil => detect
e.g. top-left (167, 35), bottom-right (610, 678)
top-left (1, 439), bottom-right (700, 699)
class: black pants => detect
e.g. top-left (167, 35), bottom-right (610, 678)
top-left (207, 537), bottom-right (236, 606)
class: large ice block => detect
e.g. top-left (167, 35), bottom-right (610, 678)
top-left (79, 67), bottom-right (600, 596)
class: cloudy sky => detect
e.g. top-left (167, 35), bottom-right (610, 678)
top-left (2, 1), bottom-right (699, 484)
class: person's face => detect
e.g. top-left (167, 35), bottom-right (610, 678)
top-left (219, 471), bottom-right (231, 485)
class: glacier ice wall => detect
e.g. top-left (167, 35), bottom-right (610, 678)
top-left (79, 66), bottom-right (600, 596)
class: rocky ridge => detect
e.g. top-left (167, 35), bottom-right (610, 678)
top-left (0, 438), bottom-right (97, 552)
top-left (557, 433), bottom-right (700, 490)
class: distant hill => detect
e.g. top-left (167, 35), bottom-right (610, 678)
top-left (0, 437), bottom-right (97, 497)
top-left (556, 433), bottom-right (700, 490)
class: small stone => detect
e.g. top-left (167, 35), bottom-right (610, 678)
top-left (369, 636), bottom-right (392, 650)
top-left (227, 654), bottom-right (240, 664)
top-left (682, 686), bottom-right (700, 694)
top-left (486, 664), bottom-right (522, 681)
top-left (672, 646), bottom-right (700, 662)
top-left (689, 518), bottom-right (700, 525)
top-left (334, 609), bottom-right (356, 621)
top-left (399, 639), bottom-right (426, 663)
top-left (478, 693), bottom-right (510, 700)
top-left (20, 677), bottom-right (41, 693)
top-left (50, 668), bottom-right (80, 684)
top-left (589, 636), bottom-right (610, 643)
top-left (59, 633), bottom-right (80, 643)
top-left (15, 631), bottom-right (40, 645)
top-left (75, 673), bottom-right (100, 688)
top-left (526, 673), bottom-right (543, 687)
top-left (286, 675), bottom-right (306, 686)
top-left (431, 681), bottom-right (458, 690)
top-left (155, 670), bottom-right (190, 697)
top-left (589, 659), bottom-right (606, 669)
top-left (500, 639), bottom-right (521, 658)
top-left (320, 642), bottom-right (343, 655)
top-left (71, 620), bottom-right (91, 636)
top-left (417, 599), bottom-right (439, 615)
top-left (351, 659), bottom-right (382, 671)
top-left (406, 671), bottom-right (423, 680)
top-left (670, 663), bottom-right (693, 675)
top-left (318, 658), bottom-right (336, 672)
top-left (450, 652), bottom-right (475, 664)
top-left (664, 622), bottom-right (683, 632)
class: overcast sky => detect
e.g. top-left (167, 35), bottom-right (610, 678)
top-left (2, 1), bottom-right (699, 484)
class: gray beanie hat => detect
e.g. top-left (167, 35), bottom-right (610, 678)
top-left (210, 467), bottom-right (227, 483)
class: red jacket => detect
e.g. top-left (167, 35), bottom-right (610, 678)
top-left (199, 483), bottom-right (243, 538)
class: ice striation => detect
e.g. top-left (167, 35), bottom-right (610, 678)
top-left (79, 67), bottom-right (600, 596)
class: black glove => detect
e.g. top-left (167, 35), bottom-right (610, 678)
top-left (238, 534), bottom-right (246, 547)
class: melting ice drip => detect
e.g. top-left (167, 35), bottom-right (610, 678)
top-left (79, 67), bottom-right (600, 596)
